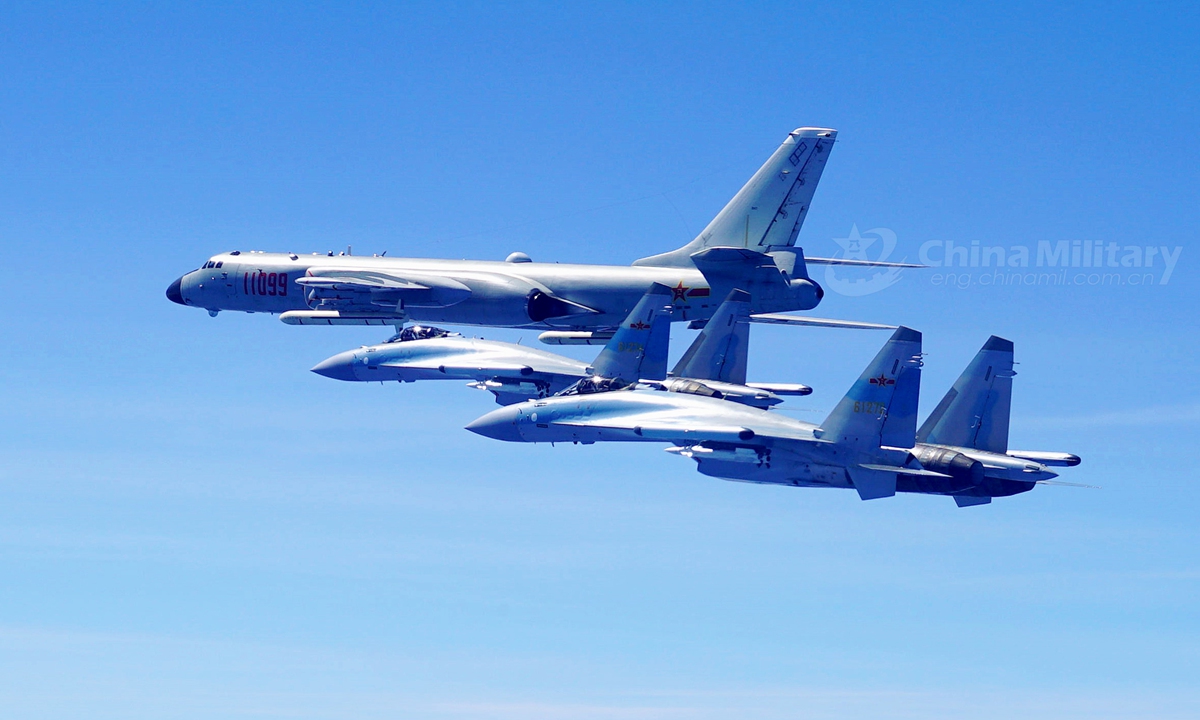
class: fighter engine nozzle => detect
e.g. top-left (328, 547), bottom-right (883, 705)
top-left (166, 277), bottom-right (185, 305)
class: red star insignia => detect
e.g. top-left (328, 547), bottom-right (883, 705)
top-left (670, 281), bottom-right (689, 302)
top-left (629, 321), bottom-right (650, 330)
top-left (869, 374), bottom-right (895, 387)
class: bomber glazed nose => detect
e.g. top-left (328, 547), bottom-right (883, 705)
top-left (166, 277), bottom-right (185, 305)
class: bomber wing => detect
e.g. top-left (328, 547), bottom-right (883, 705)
top-left (295, 269), bottom-right (473, 310)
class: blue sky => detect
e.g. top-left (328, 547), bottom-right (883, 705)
top-left (2, 2), bottom-right (1198, 718)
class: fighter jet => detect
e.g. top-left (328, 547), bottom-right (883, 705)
top-left (466, 330), bottom-right (1082, 506)
top-left (166, 127), bottom-right (915, 343)
top-left (311, 286), bottom-right (819, 407)
top-left (311, 284), bottom-right (676, 405)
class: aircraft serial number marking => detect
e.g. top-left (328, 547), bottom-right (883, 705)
top-left (244, 271), bottom-right (289, 297)
top-left (853, 400), bottom-right (887, 415)
top-left (617, 342), bottom-right (644, 352)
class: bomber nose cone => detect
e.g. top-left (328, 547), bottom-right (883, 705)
top-left (465, 408), bottom-right (524, 442)
top-left (311, 353), bottom-right (359, 382)
top-left (166, 277), bottom-right (185, 305)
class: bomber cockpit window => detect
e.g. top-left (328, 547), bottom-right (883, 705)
top-left (558, 376), bottom-right (631, 396)
top-left (383, 325), bottom-right (460, 343)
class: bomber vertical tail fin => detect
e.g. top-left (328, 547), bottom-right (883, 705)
top-left (916, 336), bottom-right (1014, 453)
top-left (589, 284), bottom-right (674, 382)
top-left (670, 289), bottom-right (752, 384)
top-left (818, 327), bottom-right (923, 451)
top-left (634, 127), bottom-right (837, 268)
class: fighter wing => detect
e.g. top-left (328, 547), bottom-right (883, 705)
top-left (296, 269), bottom-right (472, 309)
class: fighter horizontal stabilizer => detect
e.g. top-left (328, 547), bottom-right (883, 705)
top-left (589, 284), bottom-right (674, 382)
top-left (917, 335), bottom-right (1015, 453)
top-left (847, 465), bottom-right (897, 500)
top-left (671, 289), bottom-right (752, 384)
top-left (749, 314), bottom-right (897, 330)
top-left (953, 495), bottom-right (992, 507)
top-left (634, 127), bottom-right (837, 268)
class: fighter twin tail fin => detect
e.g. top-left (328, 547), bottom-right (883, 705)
top-left (818, 328), bottom-right (923, 451)
top-left (916, 336), bottom-right (1014, 453)
top-left (588, 283), bottom-right (674, 382)
top-left (670, 289), bottom-right (752, 384)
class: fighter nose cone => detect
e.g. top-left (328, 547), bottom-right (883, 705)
top-left (166, 277), bottom-right (185, 305)
top-left (311, 353), bottom-right (359, 382)
top-left (465, 408), bottom-right (524, 442)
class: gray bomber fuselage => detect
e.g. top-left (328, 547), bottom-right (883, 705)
top-left (169, 251), bottom-right (821, 330)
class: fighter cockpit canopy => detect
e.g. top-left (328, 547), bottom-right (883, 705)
top-left (383, 325), bottom-right (461, 343)
top-left (558, 376), bottom-right (632, 396)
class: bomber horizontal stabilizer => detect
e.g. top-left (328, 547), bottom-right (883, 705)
top-left (804, 257), bottom-right (927, 269)
top-left (750, 314), bottom-right (897, 330)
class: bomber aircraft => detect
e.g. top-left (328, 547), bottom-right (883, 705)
top-left (311, 285), bottom-right (821, 407)
top-left (465, 330), bottom-right (1081, 506)
top-left (166, 127), bottom-right (916, 344)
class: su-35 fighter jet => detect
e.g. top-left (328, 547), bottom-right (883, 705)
top-left (466, 330), bottom-right (1081, 506)
top-left (311, 285), bottom-right (816, 407)
top-left (166, 127), bottom-right (914, 344)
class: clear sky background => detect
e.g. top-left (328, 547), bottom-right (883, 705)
top-left (2, 2), bottom-right (1198, 718)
